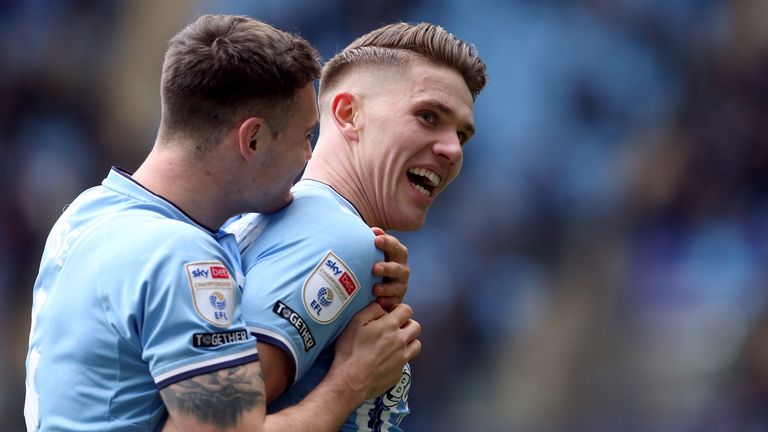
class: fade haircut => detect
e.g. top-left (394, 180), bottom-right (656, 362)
top-left (319, 22), bottom-right (487, 104)
top-left (160, 15), bottom-right (321, 151)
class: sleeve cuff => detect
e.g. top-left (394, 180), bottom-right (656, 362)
top-left (154, 348), bottom-right (259, 389)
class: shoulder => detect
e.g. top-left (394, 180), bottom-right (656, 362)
top-left (120, 212), bottom-right (219, 249)
top-left (286, 193), bottom-right (378, 262)
top-left (289, 185), bottom-right (373, 241)
top-left (78, 210), bottom-right (230, 272)
top-left (232, 184), bottom-right (378, 261)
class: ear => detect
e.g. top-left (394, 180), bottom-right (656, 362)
top-left (237, 117), bottom-right (269, 159)
top-left (331, 92), bottom-right (359, 143)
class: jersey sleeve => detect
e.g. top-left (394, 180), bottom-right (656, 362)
top-left (238, 220), bottom-right (382, 383)
top-left (97, 221), bottom-right (258, 389)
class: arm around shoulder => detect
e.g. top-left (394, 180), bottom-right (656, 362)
top-left (266, 302), bottom-right (421, 430)
top-left (160, 351), bottom-right (367, 432)
top-left (163, 303), bottom-right (421, 432)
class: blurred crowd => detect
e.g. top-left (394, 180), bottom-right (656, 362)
top-left (2, 0), bottom-right (767, 430)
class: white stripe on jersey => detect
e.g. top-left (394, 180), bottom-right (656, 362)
top-left (380, 407), bottom-right (392, 428)
top-left (354, 398), bottom-right (375, 430)
top-left (153, 347), bottom-right (259, 384)
top-left (226, 213), bottom-right (269, 253)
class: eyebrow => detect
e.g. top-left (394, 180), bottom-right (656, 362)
top-left (424, 100), bottom-right (475, 136)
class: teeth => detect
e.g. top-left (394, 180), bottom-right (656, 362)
top-left (407, 168), bottom-right (441, 187)
top-left (412, 183), bottom-right (431, 197)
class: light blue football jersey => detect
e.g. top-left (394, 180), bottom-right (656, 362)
top-left (225, 179), bottom-right (411, 431)
top-left (24, 168), bottom-right (259, 431)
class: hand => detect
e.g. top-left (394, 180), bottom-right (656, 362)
top-left (371, 227), bottom-right (410, 311)
top-left (330, 302), bottom-right (421, 399)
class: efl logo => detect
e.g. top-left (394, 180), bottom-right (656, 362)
top-left (339, 272), bottom-right (356, 295)
top-left (210, 266), bottom-right (229, 279)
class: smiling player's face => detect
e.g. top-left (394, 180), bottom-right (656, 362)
top-left (357, 60), bottom-right (475, 231)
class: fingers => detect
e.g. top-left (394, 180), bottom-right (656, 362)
top-left (405, 336), bottom-right (422, 362)
top-left (372, 263), bottom-right (409, 305)
top-left (372, 279), bottom-right (406, 298)
top-left (372, 261), bottom-right (410, 282)
top-left (375, 295), bottom-right (402, 312)
top-left (350, 302), bottom-right (386, 325)
top-left (401, 318), bottom-right (421, 342)
top-left (371, 228), bottom-right (409, 265)
top-left (383, 303), bottom-right (413, 327)
top-left (372, 229), bottom-right (410, 308)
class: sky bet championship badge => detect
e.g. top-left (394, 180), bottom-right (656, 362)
top-left (185, 261), bottom-right (235, 327)
top-left (303, 251), bottom-right (360, 324)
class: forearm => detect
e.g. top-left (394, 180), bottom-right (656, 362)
top-left (264, 303), bottom-right (419, 430)
top-left (161, 361), bottom-right (362, 432)
top-left (265, 367), bottom-right (364, 431)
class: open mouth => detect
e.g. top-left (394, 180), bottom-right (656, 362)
top-left (407, 168), bottom-right (441, 198)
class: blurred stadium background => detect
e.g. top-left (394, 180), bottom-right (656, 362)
top-left (3, 0), bottom-right (768, 430)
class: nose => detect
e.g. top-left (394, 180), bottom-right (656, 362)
top-left (433, 133), bottom-right (462, 165)
top-left (305, 140), bottom-right (313, 161)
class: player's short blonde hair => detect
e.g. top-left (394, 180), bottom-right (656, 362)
top-left (319, 22), bottom-right (487, 102)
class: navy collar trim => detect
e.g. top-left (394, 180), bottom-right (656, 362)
top-left (299, 178), bottom-right (365, 221)
top-left (110, 166), bottom-right (220, 235)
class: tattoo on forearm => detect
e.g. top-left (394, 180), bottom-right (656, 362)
top-left (160, 364), bottom-right (265, 428)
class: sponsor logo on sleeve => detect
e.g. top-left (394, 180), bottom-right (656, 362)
top-left (185, 261), bottom-right (236, 327)
top-left (339, 272), bottom-right (357, 295)
top-left (192, 329), bottom-right (249, 348)
top-left (302, 251), bottom-right (361, 324)
top-left (273, 301), bottom-right (316, 352)
top-left (317, 287), bottom-right (334, 307)
top-left (210, 266), bottom-right (230, 279)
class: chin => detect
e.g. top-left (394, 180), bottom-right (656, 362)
top-left (259, 192), bottom-right (294, 214)
top-left (392, 215), bottom-right (428, 232)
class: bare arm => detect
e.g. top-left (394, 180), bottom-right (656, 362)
top-left (264, 302), bottom-right (421, 430)
top-left (261, 228), bottom-right (413, 402)
top-left (259, 341), bottom-right (294, 402)
top-left (163, 303), bottom-right (420, 432)
top-left (160, 362), bottom-right (266, 432)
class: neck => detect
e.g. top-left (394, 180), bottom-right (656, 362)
top-left (133, 141), bottom-right (236, 230)
top-left (303, 138), bottom-right (386, 229)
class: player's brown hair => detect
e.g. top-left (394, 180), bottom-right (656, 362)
top-left (319, 22), bottom-right (487, 102)
top-left (160, 15), bottom-right (321, 151)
